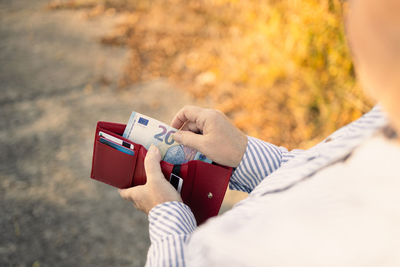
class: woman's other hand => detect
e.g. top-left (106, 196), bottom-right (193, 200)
top-left (171, 105), bottom-right (247, 167)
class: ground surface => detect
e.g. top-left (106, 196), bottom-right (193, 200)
top-left (0, 0), bottom-right (214, 266)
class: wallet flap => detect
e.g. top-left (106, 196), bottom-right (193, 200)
top-left (190, 161), bottom-right (232, 224)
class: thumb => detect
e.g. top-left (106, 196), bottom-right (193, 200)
top-left (173, 130), bottom-right (205, 151)
top-left (144, 144), bottom-right (163, 181)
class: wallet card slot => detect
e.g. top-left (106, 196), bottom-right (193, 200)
top-left (96, 128), bottom-right (134, 146)
top-left (92, 140), bottom-right (138, 189)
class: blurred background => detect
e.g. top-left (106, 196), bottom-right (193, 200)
top-left (0, 0), bottom-right (373, 266)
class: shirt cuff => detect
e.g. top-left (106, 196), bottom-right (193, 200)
top-left (229, 136), bottom-right (284, 193)
top-left (148, 201), bottom-right (197, 243)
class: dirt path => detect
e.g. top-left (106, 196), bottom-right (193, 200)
top-left (0, 1), bottom-right (199, 266)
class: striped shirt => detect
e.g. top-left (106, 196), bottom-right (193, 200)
top-left (144, 105), bottom-right (399, 266)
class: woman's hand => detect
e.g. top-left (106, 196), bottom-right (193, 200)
top-left (119, 105), bottom-right (247, 212)
top-left (119, 145), bottom-right (182, 214)
top-left (171, 105), bottom-right (248, 168)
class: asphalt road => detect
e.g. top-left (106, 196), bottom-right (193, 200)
top-left (0, 1), bottom-right (198, 266)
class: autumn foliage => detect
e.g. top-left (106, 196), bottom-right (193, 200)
top-left (50, 0), bottom-right (373, 149)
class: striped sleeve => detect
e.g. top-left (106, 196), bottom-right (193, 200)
top-left (229, 106), bottom-right (386, 193)
top-left (145, 201), bottom-right (197, 267)
top-left (229, 136), bottom-right (303, 193)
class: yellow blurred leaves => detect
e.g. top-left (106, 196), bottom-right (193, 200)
top-left (51, 0), bottom-right (374, 148)
top-left (122, 0), bottom-right (373, 148)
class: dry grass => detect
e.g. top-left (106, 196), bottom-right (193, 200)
top-left (50, 0), bottom-right (373, 149)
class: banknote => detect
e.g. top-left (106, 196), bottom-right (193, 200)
top-left (122, 111), bottom-right (211, 165)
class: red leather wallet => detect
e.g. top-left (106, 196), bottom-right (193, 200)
top-left (90, 121), bottom-right (233, 224)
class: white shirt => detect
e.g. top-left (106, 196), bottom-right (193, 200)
top-left (144, 106), bottom-right (400, 266)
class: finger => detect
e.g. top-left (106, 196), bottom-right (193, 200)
top-left (171, 105), bottom-right (204, 129)
top-left (181, 121), bottom-right (201, 133)
top-left (144, 145), bottom-right (163, 181)
top-left (172, 130), bottom-right (205, 152)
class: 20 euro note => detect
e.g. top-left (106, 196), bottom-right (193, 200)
top-left (122, 111), bottom-right (212, 165)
